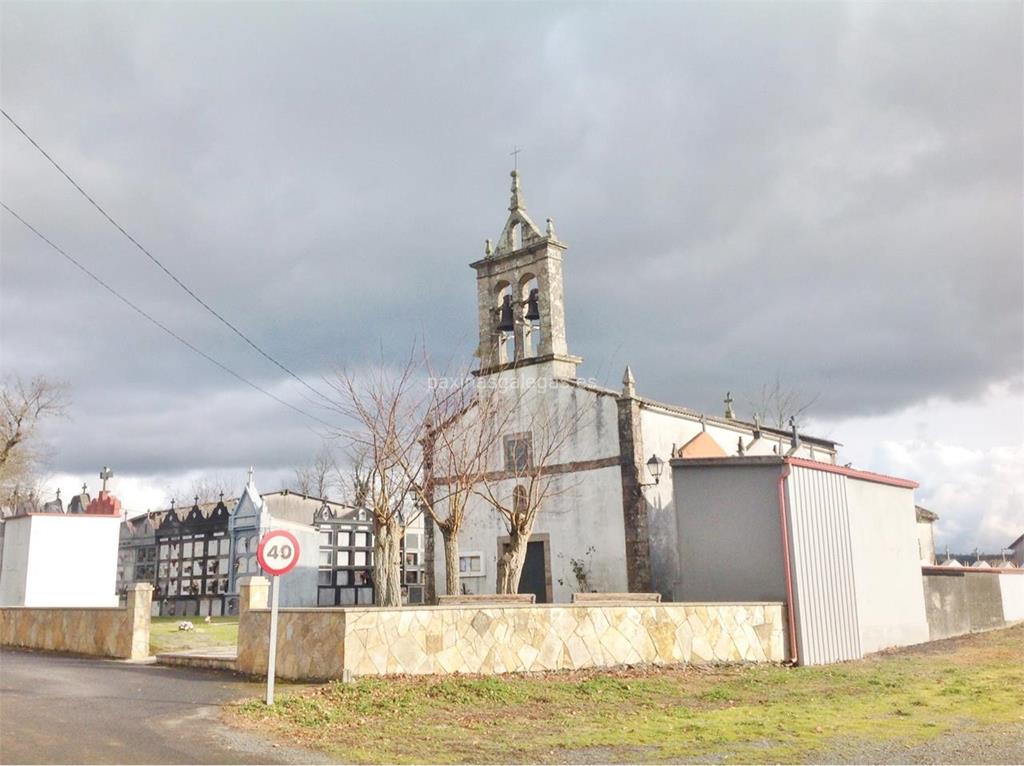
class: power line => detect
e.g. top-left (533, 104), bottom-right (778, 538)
top-left (2, 201), bottom-right (335, 430)
top-left (1, 107), bottom-right (333, 407)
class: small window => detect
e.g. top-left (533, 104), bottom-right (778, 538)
top-left (354, 532), bottom-right (369, 547)
top-left (405, 532), bottom-right (420, 549)
top-left (405, 552), bottom-right (418, 567)
top-left (320, 530), bottom-right (333, 546)
top-left (459, 552), bottom-right (485, 577)
top-left (504, 434), bottom-right (533, 472)
top-left (319, 550), bottom-right (333, 567)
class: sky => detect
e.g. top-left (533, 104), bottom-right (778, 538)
top-left (1, 1), bottom-right (1021, 551)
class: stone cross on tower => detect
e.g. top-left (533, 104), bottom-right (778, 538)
top-left (724, 392), bottom-right (735, 420)
top-left (99, 466), bottom-right (113, 492)
top-left (510, 145), bottom-right (521, 171)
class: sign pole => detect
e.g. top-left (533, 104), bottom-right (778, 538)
top-left (265, 574), bottom-right (280, 706)
top-left (256, 528), bottom-right (299, 707)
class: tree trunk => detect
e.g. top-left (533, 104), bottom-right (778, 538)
top-left (374, 516), bottom-right (403, 607)
top-left (495, 529), bottom-right (529, 595)
top-left (441, 527), bottom-right (461, 596)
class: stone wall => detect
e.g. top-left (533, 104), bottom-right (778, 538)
top-left (235, 581), bottom-right (784, 681)
top-left (922, 569), bottom-right (1024, 641)
top-left (0, 583), bottom-right (152, 659)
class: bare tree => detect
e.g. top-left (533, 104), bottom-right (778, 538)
top-left (292, 444), bottom-right (343, 498)
top-left (407, 367), bottom-right (518, 597)
top-left (747, 374), bottom-right (819, 429)
top-left (1, 375), bottom-right (68, 512)
top-left (326, 353), bottom-right (427, 607)
top-left (187, 474), bottom-right (235, 504)
top-left (473, 377), bottom-right (592, 595)
top-left (346, 445), bottom-right (372, 507)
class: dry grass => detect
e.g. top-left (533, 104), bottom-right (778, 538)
top-left (226, 624), bottom-right (1024, 764)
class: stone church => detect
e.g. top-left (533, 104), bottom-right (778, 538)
top-left (427, 170), bottom-right (839, 603)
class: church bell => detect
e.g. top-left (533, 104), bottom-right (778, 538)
top-left (497, 294), bottom-right (515, 332)
top-left (525, 288), bottom-right (540, 321)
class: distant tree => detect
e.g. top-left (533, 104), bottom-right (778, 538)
top-left (0, 375), bottom-right (68, 512)
top-left (291, 444), bottom-right (343, 499)
top-left (187, 474), bottom-right (235, 504)
top-left (747, 374), bottom-right (819, 429)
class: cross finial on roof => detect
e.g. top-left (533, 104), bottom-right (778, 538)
top-left (219, 491), bottom-right (224, 502)
top-left (509, 169), bottom-right (525, 212)
top-left (194, 495), bottom-right (199, 506)
top-left (248, 465), bottom-right (254, 484)
top-left (100, 466), bottom-right (113, 492)
top-left (700, 414), bottom-right (707, 432)
top-left (170, 498), bottom-right (176, 511)
top-left (56, 488), bottom-right (61, 501)
top-left (510, 145), bottom-right (521, 171)
top-left (81, 482), bottom-right (87, 494)
top-left (724, 392), bottom-right (735, 420)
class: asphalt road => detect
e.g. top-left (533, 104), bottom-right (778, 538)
top-left (0, 648), bottom-right (328, 765)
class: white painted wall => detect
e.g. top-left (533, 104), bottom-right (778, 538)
top-left (0, 515), bottom-right (120, 607)
top-left (999, 573), bottom-right (1024, 623)
top-left (447, 465), bottom-right (629, 602)
top-left (916, 520), bottom-right (936, 564)
top-left (845, 478), bottom-right (930, 654)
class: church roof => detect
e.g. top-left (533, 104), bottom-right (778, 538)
top-left (562, 377), bottom-right (840, 449)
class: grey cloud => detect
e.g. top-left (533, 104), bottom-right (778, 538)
top-left (1, 2), bottom-right (1020, 509)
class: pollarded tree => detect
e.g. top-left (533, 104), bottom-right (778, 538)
top-left (408, 368), bottom-right (519, 597)
top-left (327, 354), bottom-right (427, 607)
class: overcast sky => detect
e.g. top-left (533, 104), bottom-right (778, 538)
top-left (1, 1), bottom-right (1021, 551)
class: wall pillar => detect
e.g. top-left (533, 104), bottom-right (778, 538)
top-left (125, 582), bottom-right (153, 659)
top-left (617, 381), bottom-right (653, 592)
top-left (238, 575), bottom-right (270, 615)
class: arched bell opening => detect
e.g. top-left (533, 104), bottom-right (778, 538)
top-left (495, 280), bottom-right (514, 364)
top-left (519, 274), bottom-right (541, 358)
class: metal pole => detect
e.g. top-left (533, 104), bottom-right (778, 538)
top-left (265, 574), bottom-right (280, 705)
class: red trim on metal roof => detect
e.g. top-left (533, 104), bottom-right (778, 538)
top-left (784, 457), bottom-right (919, 489)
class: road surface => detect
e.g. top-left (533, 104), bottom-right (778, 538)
top-left (0, 648), bottom-right (328, 764)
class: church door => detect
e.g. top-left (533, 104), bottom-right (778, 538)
top-left (518, 540), bottom-right (548, 603)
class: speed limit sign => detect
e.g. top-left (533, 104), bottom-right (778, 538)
top-left (256, 529), bottom-right (300, 706)
top-left (257, 529), bottom-right (300, 576)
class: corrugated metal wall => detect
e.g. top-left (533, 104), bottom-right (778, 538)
top-left (786, 466), bottom-right (862, 665)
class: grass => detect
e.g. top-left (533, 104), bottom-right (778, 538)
top-left (149, 616), bottom-right (238, 655)
top-left (226, 624), bottom-right (1024, 764)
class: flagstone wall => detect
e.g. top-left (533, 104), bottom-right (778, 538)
top-left (0, 582), bottom-right (152, 659)
top-left (235, 584), bottom-right (785, 681)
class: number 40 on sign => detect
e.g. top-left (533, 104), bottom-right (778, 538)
top-left (256, 529), bottom-right (301, 705)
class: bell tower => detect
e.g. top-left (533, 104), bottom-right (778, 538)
top-left (470, 170), bottom-right (582, 378)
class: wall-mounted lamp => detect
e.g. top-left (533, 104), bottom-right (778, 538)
top-left (640, 454), bottom-right (665, 487)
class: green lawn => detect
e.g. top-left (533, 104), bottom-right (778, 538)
top-left (149, 616), bottom-right (238, 655)
top-left (228, 624), bottom-right (1024, 764)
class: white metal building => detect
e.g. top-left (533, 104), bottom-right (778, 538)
top-left (672, 455), bottom-right (929, 665)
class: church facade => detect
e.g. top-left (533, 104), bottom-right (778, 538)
top-left (428, 171), bottom-right (839, 603)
